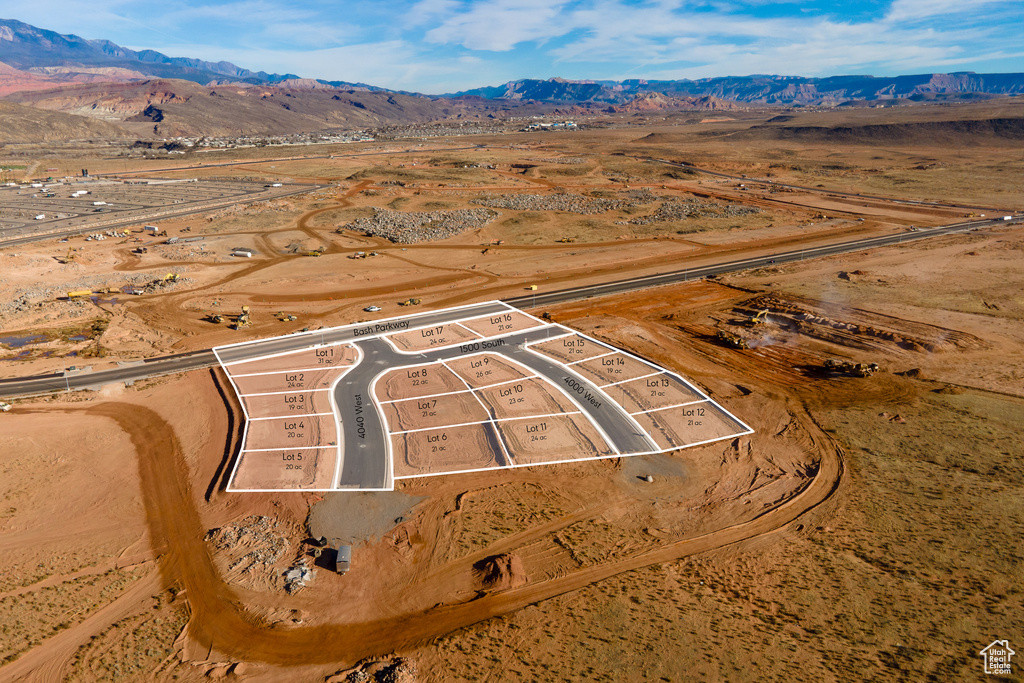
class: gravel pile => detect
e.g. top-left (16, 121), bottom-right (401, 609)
top-left (531, 157), bottom-right (586, 164)
top-left (472, 192), bottom-right (627, 214)
top-left (628, 198), bottom-right (762, 224)
top-left (340, 207), bottom-right (499, 244)
top-left (205, 515), bottom-right (288, 573)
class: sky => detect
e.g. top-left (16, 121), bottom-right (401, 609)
top-left (3, 0), bottom-right (1023, 93)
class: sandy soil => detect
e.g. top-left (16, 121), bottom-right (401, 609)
top-left (475, 376), bottom-right (579, 420)
top-left (601, 372), bottom-right (706, 413)
top-left (375, 363), bottom-right (466, 401)
top-left (223, 343), bottom-right (357, 374)
top-left (240, 389), bottom-right (333, 419)
top-left (497, 413), bottom-right (616, 465)
top-left (242, 413), bottom-right (336, 451)
top-left (528, 333), bottom-right (614, 364)
top-left (2, 105), bottom-right (1023, 681)
top-left (392, 423), bottom-right (499, 478)
top-left (382, 390), bottom-right (489, 432)
top-left (443, 353), bottom-right (534, 388)
top-left (230, 447), bottom-right (337, 490)
top-left (385, 322), bottom-right (480, 353)
top-left (456, 310), bottom-right (546, 337)
top-left (570, 351), bottom-right (661, 386)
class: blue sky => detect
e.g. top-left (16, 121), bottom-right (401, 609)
top-left (5, 0), bottom-right (1023, 93)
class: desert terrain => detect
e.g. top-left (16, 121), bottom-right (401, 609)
top-left (1, 98), bottom-right (1022, 681)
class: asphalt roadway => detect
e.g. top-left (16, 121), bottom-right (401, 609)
top-left (331, 325), bottom-right (658, 490)
top-left (0, 216), bottom-right (1016, 400)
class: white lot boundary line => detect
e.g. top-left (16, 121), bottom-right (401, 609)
top-left (560, 327), bottom-right (755, 438)
top-left (247, 412), bottom-right (335, 421)
top-left (226, 346), bottom-right (357, 493)
top-left (214, 346), bottom-right (251, 494)
top-left (455, 310), bottom-right (550, 338)
top-left (490, 350), bottom-right (622, 457)
top-left (389, 409), bottom-right (585, 435)
top-left (213, 300), bottom-right (517, 353)
top-left (381, 319), bottom-right (562, 356)
top-left (630, 399), bottom-right (709, 416)
top-left (453, 321), bottom-right (485, 339)
top-left (367, 367), bottom-right (398, 492)
top-left (240, 445), bottom-right (336, 453)
top-left (379, 374), bottom-right (541, 405)
top-left (565, 350), bottom-right (617, 366)
top-left (441, 359), bottom-right (516, 466)
top-left (221, 342), bottom-right (358, 367)
top-left (599, 370), bottom-right (664, 388)
top-left (521, 328), bottom-right (640, 454)
top-left (229, 364), bottom-right (356, 378)
top-left (240, 388), bottom-right (333, 397)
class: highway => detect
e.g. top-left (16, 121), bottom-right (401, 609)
top-left (0, 215), bottom-right (1016, 399)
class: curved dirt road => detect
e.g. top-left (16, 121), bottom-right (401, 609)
top-left (24, 398), bottom-right (843, 668)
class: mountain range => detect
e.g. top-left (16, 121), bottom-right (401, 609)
top-left (1, 17), bottom-right (1023, 142)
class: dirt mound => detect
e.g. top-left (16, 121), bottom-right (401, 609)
top-left (474, 553), bottom-right (528, 591)
top-left (745, 117), bottom-right (1024, 145)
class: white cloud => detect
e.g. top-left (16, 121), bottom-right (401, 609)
top-left (423, 0), bottom-right (575, 50)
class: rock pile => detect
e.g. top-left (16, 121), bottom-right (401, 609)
top-left (340, 207), bottom-right (499, 243)
top-left (204, 515), bottom-right (288, 573)
top-left (628, 198), bottom-right (762, 224)
top-left (472, 192), bottom-right (626, 214)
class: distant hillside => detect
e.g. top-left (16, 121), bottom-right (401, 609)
top-left (454, 74), bottom-right (1024, 106)
top-left (0, 18), bottom-right (381, 90)
top-left (2, 78), bottom-right (510, 138)
top-left (742, 117), bottom-right (1024, 145)
top-left (0, 100), bottom-right (130, 142)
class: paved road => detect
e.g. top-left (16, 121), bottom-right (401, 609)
top-left (0, 217), bottom-right (1016, 400)
top-left (505, 217), bottom-right (1015, 309)
top-left (331, 325), bottom-right (657, 489)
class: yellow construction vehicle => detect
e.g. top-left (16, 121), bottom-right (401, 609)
top-left (749, 308), bottom-right (770, 326)
top-left (307, 248), bottom-right (323, 257)
top-left (823, 359), bottom-right (879, 377)
top-left (233, 312), bottom-right (251, 330)
top-left (557, 237), bottom-right (575, 243)
top-left (67, 289), bottom-right (93, 299)
top-left (527, 284), bottom-right (538, 291)
top-left (206, 313), bottom-right (224, 324)
top-left (717, 330), bottom-right (749, 349)
top-left (163, 273), bottom-right (179, 282)
top-left (59, 248), bottom-right (76, 264)
top-left (398, 298), bottom-right (422, 306)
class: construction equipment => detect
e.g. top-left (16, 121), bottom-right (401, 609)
top-left (398, 298), bottom-right (421, 306)
top-left (233, 312), bottom-right (251, 330)
top-left (557, 237), bottom-right (576, 243)
top-left (527, 285), bottom-right (538, 291)
top-left (276, 312), bottom-right (298, 322)
top-left (206, 313), bottom-right (224, 324)
top-left (748, 309), bottom-right (770, 326)
top-left (307, 248), bottom-right (323, 257)
top-left (59, 248), bottom-right (76, 264)
top-left (823, 359), bottom-right (880, 377)
top-left (163, 273), bottom-right (179, 282)
top-left (67, 290), bottom-right (93, 299)
top-left (716, 330), bottom-right (749, 349)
